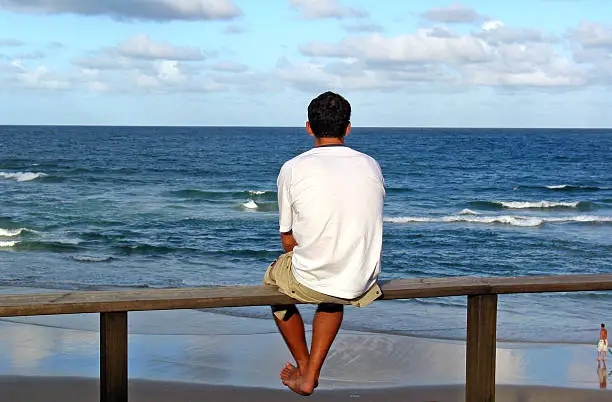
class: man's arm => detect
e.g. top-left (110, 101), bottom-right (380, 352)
top-left (281, 231), bottom-right (298, 253)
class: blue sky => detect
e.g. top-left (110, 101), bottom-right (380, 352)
top-left (0, 0), bottom-right (611, 127)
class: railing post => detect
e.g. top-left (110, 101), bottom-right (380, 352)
top-left (466, 294), bottom-right (497, 402)
top-left (101, 311), bottom-right (128, 402)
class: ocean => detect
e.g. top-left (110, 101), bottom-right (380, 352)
top-left (1, 126), bottom-right (611, 344)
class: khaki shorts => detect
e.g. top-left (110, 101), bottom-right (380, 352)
top-left (263, 251), bottom-right (382, 320)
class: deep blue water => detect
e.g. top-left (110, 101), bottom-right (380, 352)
top-left (1, 126), bottom-right (611, 343)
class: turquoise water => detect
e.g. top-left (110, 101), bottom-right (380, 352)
top-left (1, 126), bottom-right (611, 343)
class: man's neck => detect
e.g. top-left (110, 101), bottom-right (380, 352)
top-left (314, 137), bottom-right (345, 147)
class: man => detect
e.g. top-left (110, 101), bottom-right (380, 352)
top-left (598, 323), bottom-right (608, 361)
top-left (263, 91), bottom-right (385, 396)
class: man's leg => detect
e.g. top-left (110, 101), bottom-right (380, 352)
top-left (272, 305), bottom-right (310, 373)
top-left (284, 303), bottom-right (343, 396)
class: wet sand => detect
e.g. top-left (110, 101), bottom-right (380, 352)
top-left (0, 286), bottom-right (610, 399)
top-left (1, 377), bottom-right (611, 402)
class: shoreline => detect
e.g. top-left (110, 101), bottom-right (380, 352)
top-left (1, 376), bottom-right (611, 402)
top-left (0, 286), bottom-right (610, 393)
top-left (1, 309), bottom-right (611, 391)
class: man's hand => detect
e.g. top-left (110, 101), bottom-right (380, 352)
top-left (281, 231), bottom-right (298, 252)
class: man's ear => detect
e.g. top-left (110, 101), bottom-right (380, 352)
top-left (306, 121), bottom-right (315, 137)
top-left (344, 122), bottom-right (351, 137)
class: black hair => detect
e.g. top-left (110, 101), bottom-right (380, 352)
top-left (307, 91), bottom-right (351, 138)
top-left (603, 323), bottom-right (606, 328)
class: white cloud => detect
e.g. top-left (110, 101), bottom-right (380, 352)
top-left (572, 21), bottom-right (612, 49)
top-left (421, 3), bottom-right (484, 24)
top-left (293, 24), bottom-right (594, 91)
top-left (300, 30), bottom-right (494, 65)
top-left (290, 0), bottom-right (367, 20)
top-left (3, 15), bottom-right (610, 97)
top-left (478, 21), bottom-right (557, 44)
top-left (72, 35), bottom-right (212, 71)
top-left (11, 60), bottom-right (72, 90)
top-left (77, 69), bottom-right (111, 92)
top-left (0, 34), bottom-right (231, 94)
top-left (342, 22), bottom-right (383, 33)
top-left (569, 22), bottom-right (612, 86)
top-left (0, 0), bottom-right (242, 22)
top-left (277, 59), bottom-right (461, 94)
top-left (135, 60), bottom-right (225, 93)
top-left (66, 35), bottom-right (244, 94)
top-left (117, 34), bottom-right (207, 61)
top-left (72, 56), bottom-right (145, 71)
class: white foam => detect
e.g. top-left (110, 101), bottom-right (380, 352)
top-left (385, 215), bottom-right (544, 227)
top-left (0, 228), bottom-right (27, 237)
top-left (72, 256), bottom-right (113, 262)
top-left (546, 185), bottom-right (569, 189)
top-left (0, 241), bottom-right (19, 248)
top-left (460, 209), bottom-right (479, 215)
top-left (248, 190), bottom-right (267, 195)
top-left (549, 215), bottom-right (612, 223)
top-left (384, 215), bottom-right (612, 227)
top-left (0, 171), bottom-right (47, 182)
top-left (499, 201), bottom-right (580, 209)
top-left (242, 199), bottom-right (258, 209)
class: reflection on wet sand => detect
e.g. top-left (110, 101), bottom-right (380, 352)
top-left (0, 308), bottom-right (611, 392)
top-left (597, 360), bottom-right (607, 389)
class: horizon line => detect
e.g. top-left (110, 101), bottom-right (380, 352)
top-left (1, 124), bottom-right (611, 130)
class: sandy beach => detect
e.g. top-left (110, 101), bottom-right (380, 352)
top-left (1, 377), bottom-right (611, 401)
top-left (0, 285), bottom-right (610, 401)
top-left (0, 286), bottom-right (609, 400)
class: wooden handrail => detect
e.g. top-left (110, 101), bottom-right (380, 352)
top-left (1, 273), bottom-right (611, 317)
top-left (1, 273), bottom-right (612, 402)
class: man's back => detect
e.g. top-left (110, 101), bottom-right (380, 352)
top-left (277, 145), bottom-right (385, 299)
top-left (267, 91), bottom-right (383, 396)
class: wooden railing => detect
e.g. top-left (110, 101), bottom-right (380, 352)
top-left (1, 273), bottom-right (612, 402)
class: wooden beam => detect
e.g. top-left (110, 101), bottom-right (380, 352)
top-left (0, 274), bottom-right (611, 317)
top-left (101, 312), bottom-right (128, 402)
top-left (465, 294), bottom-right (497, 402)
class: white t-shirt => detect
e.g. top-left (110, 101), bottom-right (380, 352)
top-left (277, 145), bottom-right (385, 299)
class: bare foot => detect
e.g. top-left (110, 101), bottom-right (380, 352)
top-left (284, 369), bottom-right (316, 396)
top-left (280, 363), bottom-right (318, 389)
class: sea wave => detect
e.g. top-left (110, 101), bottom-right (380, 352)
top-left (0, 241), bottom-right (19, 248)
top-left (242, 199), bottom-right (258, 209)
top-left (0, 228), bottom-right (29, 237)
top-left (114, 244), bottom-right (199, 255)
top-left (384, 215), bottom-right (612, 227)
top-left (11, 241), bottom-right (83, 253)
top-left (499, 201), bottom-right (581, 209)
top-left (238, 199), bottom-right (278, 212)
top-left (471, 200), bottom-right (588, 210)
top-left (544, 184), bottom-right (611, 191)
top-left (0, 171), bottom-right (47, 182)
top-left (168, 189), bottom-right (277, 201)
top-left (71, 256), bottom-right (114, 263)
